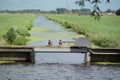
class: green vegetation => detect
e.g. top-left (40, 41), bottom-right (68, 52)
top-left (3, 28), bottom-right (16, 44)
top-left (0, 61), bottom-right (15, 64)
top-left (0, 14), bottom-right (36, 45)
top-left (116, 9), bottom-right (120, 16)
top-left (46, 14), bottom-right (120, 48)
top-left (93, 62), bottom-right (120, 66)
top-left (13, 36), bottom-right (29, 45)
top-left (28, 27), bottom-right (83, 45)
top-left (3, 27), bottom-right (29, 45)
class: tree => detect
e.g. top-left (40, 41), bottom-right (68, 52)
top-left (116, 9), bottom-right (120, 16)
top-left (76, 0), bottom-right (110, 19)
top-left (105, 9), bottom-right (115, 13)
top-left (71, 9), bottom-right (80, 14)
top-left (5, 28), bottom-right (16, 44)
top-left (48, 10), bottom-right (57, 14)
top-left (80, 8), bottom-right (91, 15)
top-left (56, 8), bottom-right (69, 14)
top-left (106, 9), bottom-right (112, 13)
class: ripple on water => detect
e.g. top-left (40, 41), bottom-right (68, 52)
top-left (0, 64), bottom-right (120, 80)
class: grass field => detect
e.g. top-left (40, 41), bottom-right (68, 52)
top-left (0, 14), bottom-right (36, 44)
top-left (0, 14), bottom-right (36, 38)
top-left (46, 14), bottom-right (120, 48)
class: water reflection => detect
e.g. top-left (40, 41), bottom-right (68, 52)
top-left (35, 53), bottom-right (84, 64)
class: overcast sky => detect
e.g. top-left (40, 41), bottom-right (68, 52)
top-left (0, 0), bottom-right (120, 11)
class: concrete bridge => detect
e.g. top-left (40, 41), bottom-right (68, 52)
top-left (0, 46), bottom-right (120, 64)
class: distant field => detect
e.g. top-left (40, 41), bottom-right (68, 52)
top-left (46, 14), bottom-right (120, 47)
top-left (0, 14), bottom-right (36, 39)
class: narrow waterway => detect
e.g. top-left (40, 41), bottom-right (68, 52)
top-left (0, 16), bottom-right (120, 80)
top-left (27, 16), bottom-right (84, 64)
top-left (27, 16), bottom-right (82, 46)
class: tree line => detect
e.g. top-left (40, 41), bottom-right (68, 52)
top-left (0, 8), bottom-right (120, 16)
top-left (0, 8), bottom-right (91, 15)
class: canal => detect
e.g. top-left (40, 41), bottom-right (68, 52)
top-left (28, 16), bottom-right (85, 65)
top-left (27, 16), bottom-right (82, 46)
top-left (0, 16), bottom-right (120, 80)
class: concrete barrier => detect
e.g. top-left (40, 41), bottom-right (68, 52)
top-left (0, 46), bottom-right (34, 63)
top-left (34, 46), bottom-right (87, 53)
top-left (85, 48), bottom-right (120, 63)
top-left (0, 46), bottom-right (120, 64)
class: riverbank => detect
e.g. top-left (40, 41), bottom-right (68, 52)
top-left (92, 62), bottom-right (120, 66)
top-left (0, 61), bottom-right (15, 64)
top-left (45, 14), bottom-right (120, 48)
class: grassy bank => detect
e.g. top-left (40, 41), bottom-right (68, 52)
top-left (0, 14), bottom-right (36, 45)
top-left (46, 14), bottom-right (120, 48)
top-left (92, 62), bottom-right (120, 66)
top-left (0, 61), bottom-right (15, 64)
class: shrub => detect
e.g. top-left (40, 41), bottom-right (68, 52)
top-left (13, 36), bottom-right (29, 45)
top-left (5, 28), bottom-right (16, 44)
top-left (91, 36), bottom-right (117, 47)
top-left (26, 23), bottom-right (33, 30)
top-left (3, 28), bottom-right (30, 45)
top-left (64, 21), bottom-right (71, 28)
top-left (16, 29), bottom-right (30, 36)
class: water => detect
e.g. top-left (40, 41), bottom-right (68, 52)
top-left (0, 16), bottom-right (120, 80)
top-left (29, 16), bottom-right (85, 64)
top-left (27, 16), bottom-right (80, 46)
top-left (35, 53), bottom-right (84, 64)
top-left (0, 63), bottom-right (120, 80)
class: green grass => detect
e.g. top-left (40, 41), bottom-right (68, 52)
top-left (0, 14), bottom-right (36, 45)
top-left (0, 14), bottom-right (36, 38)
top-left (93, 62), bottom-right (120, 66)
top-left (30, 27), bottom-right (50, 32)
top-left (0, 61), bottom-right (15, 64)
top-left (46, 14), bottom-right (120, 48)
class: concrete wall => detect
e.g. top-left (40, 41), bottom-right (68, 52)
top-left (87, 48), bottom-right (120, 62)
top-left (91, 54), bottom-right (120, 62)
top-left (0, 46), bottom-right (34, 62)
top-left (0, 52), bottom-right (31, 62)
